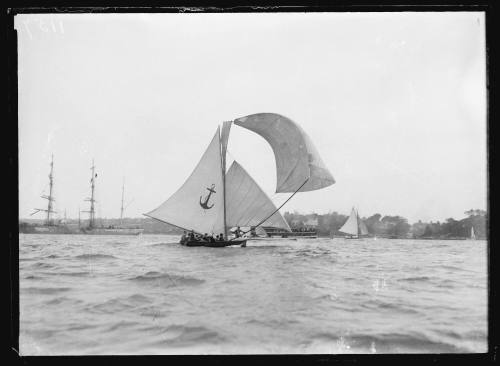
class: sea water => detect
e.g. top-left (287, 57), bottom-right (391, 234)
top-left (18, 234), bottom-right (487, 354)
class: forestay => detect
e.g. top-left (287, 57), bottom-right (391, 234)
top-left (233, 113), bottom-right (335, 193)
top-left (145, 128), bottom-right (225, 235)
top-left (225, 161), bottom-right (291, 231)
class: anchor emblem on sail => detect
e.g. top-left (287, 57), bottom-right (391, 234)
top-left (199, 184), bottom-right (216, 209)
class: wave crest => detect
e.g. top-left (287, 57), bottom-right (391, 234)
top-left (75, 254), bottom-right (117, 260)
top-left (129, 271), bottom-right (205, 287)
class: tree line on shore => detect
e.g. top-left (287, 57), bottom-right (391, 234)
top-left (284, 209), bottom-right (487, 239)
top-left (20, 208), bottom-right (487, 239)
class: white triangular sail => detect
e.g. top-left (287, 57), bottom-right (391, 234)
top-left (339, 208), bottom-right (359, 236)
top-left (233, 113), bottom-right (335, 193)
top-left (145, 128), bottom-right (225, 234)
top-left (358, 213), bottom-right (369, 235)
top-left (471, 227), bottom-right (476, 240)
top-left (225, 161), bottom-right (291, 231)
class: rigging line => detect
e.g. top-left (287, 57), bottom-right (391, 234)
top-left (231, 177), bottom-right (310, 240)
top-left (229, 162), bottom-right (281, 226)
top-left (239, 186), bottom-right (283, 227)
top-left (243, 183), bottom-right (288, 225)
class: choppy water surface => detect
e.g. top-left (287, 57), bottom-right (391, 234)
top-left (19, 234), bottom-right (487, 354)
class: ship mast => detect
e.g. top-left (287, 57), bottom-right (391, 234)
top-left (120, 177), bottom-right (125, 226)
top-left (84, 159), bottom-right (97, 229)
top-left (222, 155), bottom-right (227, 239)
top-left (32, 154), bottom-right (56, 225)
top-left (45, 154), bottom-right (55, 225)
top-left (221, 125), bottom-right (228, 240)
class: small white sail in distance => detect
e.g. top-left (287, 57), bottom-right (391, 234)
top-left (144, 128), bottom-right (225, 235)
top-left (339, 208), bottom-right (367, 237)
top-left (233, 113), bottom-right (335, 193)
top-left (471, 226), bottom-right (476, 240)
top-left (339, 208), bottom-right (359, 236)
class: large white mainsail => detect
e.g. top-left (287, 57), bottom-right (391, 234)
top-left (145, 128), bottom-right (225, 235)
top-left (233, 113), bottom-right (335, 193)
top-left (225, 161), bottom-right (291, 231)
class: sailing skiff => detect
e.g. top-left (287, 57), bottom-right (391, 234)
top-left (145, 113), bottom-right (335, 247)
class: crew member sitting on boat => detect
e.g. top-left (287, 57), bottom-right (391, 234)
top-left (217, 233), bottom-right (224, 241)
top-left (234, 226), bottom-right (243, 238)
top-left (180, 231), bottom-right (187, 244)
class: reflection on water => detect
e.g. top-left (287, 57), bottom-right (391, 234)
top-left (19, 234), bottom-right (487, 354)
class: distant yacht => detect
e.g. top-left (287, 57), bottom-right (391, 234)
top-left (338, 207), bottom-right (369, 239)
top-left (80, 160), bottom-right (143, 236)
top-left (470, 226), bottom-right (476, 240)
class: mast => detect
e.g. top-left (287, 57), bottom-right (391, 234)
top-left (46, 154), bottom-right (55, 225)
top-left (120, 177), bottom-right (125, 226)
top-left (221, 126), bottom-right (228, 239)
top-left (32, 154), bottom-right (56, 225)
top-left (84, 159), bottom-right (96, 229)
top-left (356, 209), bottom-right (361, 236)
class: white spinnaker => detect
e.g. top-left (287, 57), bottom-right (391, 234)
top-left (339, 208), bottom-right (359, 236)
top-left (234, 113), bottom-right (335, 193)
top-left (225, 161), bottom-right (291, 231)
top-left (145, 128), bottom-right (225, 234)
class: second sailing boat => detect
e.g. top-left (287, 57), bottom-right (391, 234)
top-left (338, 207), bottom-right (369, 239)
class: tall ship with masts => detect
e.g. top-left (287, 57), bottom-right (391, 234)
top-left (20, 155), bottom-right (73, 234)
top-left (80, 160), bottom-right (143, 235)
top-left (145, 113), bottom-right (335, 247)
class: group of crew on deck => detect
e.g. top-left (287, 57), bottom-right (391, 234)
top-left (180, 227), bottom-right (244, 244)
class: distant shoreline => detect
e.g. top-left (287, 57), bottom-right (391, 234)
top-left (19, 209), bottom-right (487, 240)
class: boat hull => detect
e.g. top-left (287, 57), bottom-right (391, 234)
top-left (80, 228), bottom-right (144, 235)
top-left (27, 225), bottom-right (75, 234)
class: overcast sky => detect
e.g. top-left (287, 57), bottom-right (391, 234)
top-left (16, 12), bottom-right (486, 223)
